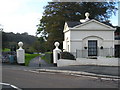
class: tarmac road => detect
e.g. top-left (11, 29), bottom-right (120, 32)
top-left (2, 66), bottom-right (119, 89)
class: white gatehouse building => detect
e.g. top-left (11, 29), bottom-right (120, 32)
top-left (56, 12), bottom-right (120, 67)
top-left (63, 12), bottom-right (120, 58)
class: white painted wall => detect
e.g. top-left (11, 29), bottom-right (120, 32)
top-left (70, 30), bottom-right (114, 52)
top-left (57, 58), bottom-right (119, 67)
top-left (115, 40), bottom-right (120, 45)
top-left (71, 30), bottom-right (114, 40)
top-left (63, 30), bottom-right (71, 52)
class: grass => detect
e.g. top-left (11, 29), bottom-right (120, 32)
top-left (2, 48), bottom-right (10, 52)
top-left (106, 56), bottom-right (115, 58)
top-left (41, 52), bottom-right (53, 64)
top-left (25, 53), bottom-right (40, 66)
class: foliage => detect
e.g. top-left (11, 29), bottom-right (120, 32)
top-left (2, 32), bottom-right (37, 50)
top-left (32, 37), bottom-right (46, 53)
top-left (25, 53), bottom-right (40, 66)
top-left (60, 52), bottom-right (76, 60)
top-left (37, 2), bottom-right (117, 51)
top-left (115, 26), bottom-right (120, 32)
top-left (41, 52), bottom-right (53, 64)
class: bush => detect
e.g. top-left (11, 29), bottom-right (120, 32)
top-left (60, 52), bottom-right (76, 60)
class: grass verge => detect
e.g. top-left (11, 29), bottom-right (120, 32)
top-left (25, 53), bottom-right (40, 66)
top-left (2, 48), bottom-right (10, 52)
top-left (41, 52), bottom-right (53, 64)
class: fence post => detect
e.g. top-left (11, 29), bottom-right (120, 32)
top-left (76, 49), bottom-right (77, 58)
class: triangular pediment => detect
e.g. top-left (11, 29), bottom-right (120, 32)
top-left (63, 22), bottom-right (69, 32)
top-left (73, 19), bottom-right (115, 30)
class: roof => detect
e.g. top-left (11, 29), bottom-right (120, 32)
top-left (115, 27), bottom-right (120, 32)
top-left (66, 19), bottom-right (114, 28)
top-left (66, 21), bottom-right (82, 28)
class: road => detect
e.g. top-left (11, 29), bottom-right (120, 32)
top-left (2, 66), bottom-right (119, 89)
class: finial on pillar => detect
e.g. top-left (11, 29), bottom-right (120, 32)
top-left (53, 42), bottom-right (61, 64)
top-left (54, 42), bottom-right (60, 49)
top-left (17, 41), bottom-right (25, 64)
top-left (18, 42), bottom-right (23, 49)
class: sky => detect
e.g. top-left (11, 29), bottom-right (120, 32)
top-left (0, 0), bottom-right (119, 36)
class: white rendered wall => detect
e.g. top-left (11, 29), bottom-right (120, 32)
top-left (17, 49), bottom-right (25, 64)
top-left (63, 31), bottom-right (71, 52)
top-left (69, 30), bottom-right (114, 52)
top-left (114, 40), bottom-right (120, 45)
top-left (71, 30), bottom-right (114, 41)
top-left (70, 41), bottom-right (82, 52)
top-left (57, 58), bottom-right (119, 67)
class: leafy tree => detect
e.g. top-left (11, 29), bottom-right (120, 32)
top-left (37, 2), bottom-right (117, 51)
top-left (32, 38), bottom-right (46, 53)
top-left (2, 32), bottom-right (37, 50)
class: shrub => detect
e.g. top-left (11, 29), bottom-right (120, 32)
top-left (60, 52), bottom-right (76, 60)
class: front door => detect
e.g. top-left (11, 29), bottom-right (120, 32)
top-left (88, 40), bottom-right (97, 56)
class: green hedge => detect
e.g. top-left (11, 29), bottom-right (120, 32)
top-left (60, 52), bottom-right (76, 60)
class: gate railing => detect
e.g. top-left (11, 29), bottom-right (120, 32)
top-left (71, 48), bottom-right (119, 58)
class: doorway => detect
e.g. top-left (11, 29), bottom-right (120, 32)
top-left (88, 40), bottom-right (97, 56)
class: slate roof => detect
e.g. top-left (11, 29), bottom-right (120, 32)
top-left (66, 21), bottom-right (82, 28)
top-left (66, 19), bottom-right (114, 28)
top-left (115, 27), bottom-right (120, 32)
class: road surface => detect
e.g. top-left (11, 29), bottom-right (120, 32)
top-left (2, 66), bottom-right (119, 88)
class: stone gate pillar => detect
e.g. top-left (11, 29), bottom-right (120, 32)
top-left (53, 42), bottom-right (61, 65)
top-left (17, 42), bottom-right (25, 64)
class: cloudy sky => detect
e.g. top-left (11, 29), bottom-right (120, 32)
top-left (0, 0), bottom-right (118, 36)
top-left (0, 0), bottom-right (51, 36)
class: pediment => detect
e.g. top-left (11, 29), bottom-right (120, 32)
top-left (63, 22), bottom-right (70, 32)
top-left (73, 19), bottom-right (115, 30)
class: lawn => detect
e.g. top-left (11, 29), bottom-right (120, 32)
top-left (25, 53), bottom-right (40, 66)
top-left (2, 48), bottom-right (10, 52)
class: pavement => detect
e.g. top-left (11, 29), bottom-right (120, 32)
top-left (2, 56), bottom-right (120, 80)
top-left (28, 56), bottom-right (120, 80)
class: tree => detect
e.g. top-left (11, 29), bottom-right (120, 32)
top-left (37, 2), bottom-right (117, 51)
top-left (2, 31), bottom-right (37, 50)
top-left (32, 38), bottom-right (46, 53)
